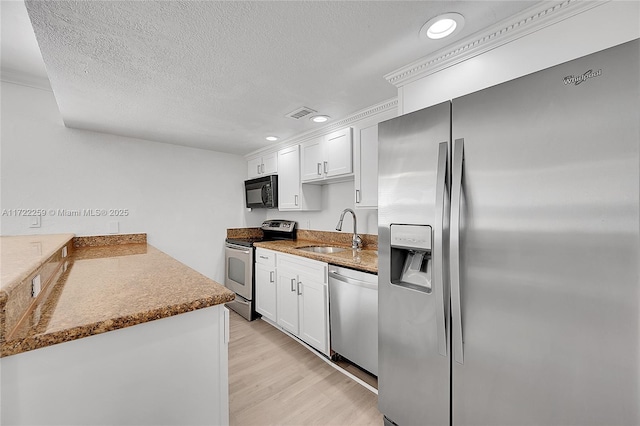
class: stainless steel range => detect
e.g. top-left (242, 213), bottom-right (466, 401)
top-left (224, 220), bottom-right (296, 321)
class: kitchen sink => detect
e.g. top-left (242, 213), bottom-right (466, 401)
top-left (296, 246), bottom-right (347, 254)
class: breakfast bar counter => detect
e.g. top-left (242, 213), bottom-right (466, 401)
top-left (1, 233), bottom-right (234, 426)
top-left (1, 234), bottom-right (234, 357)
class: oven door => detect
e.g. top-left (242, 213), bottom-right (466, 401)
top-left (224, 242), bottom-right (253, 300)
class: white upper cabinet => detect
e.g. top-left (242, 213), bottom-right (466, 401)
top-left (301, 127), bottom-right (353, 183)
top-left (277, 145), bottom-right (321, 211)
top-left (324, 128), bottom-right (353, 177)
top-left (247, 152), bottom-right (278, 178)
top-left (300, 136), bottom-right (324, 181)
top-left (354, 124), bottom-right (379, 209)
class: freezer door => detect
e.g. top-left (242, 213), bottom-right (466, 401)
top-left (451, 39), bottom-right (639, 425)
top-left (378, 101), bottom-right (451, 426)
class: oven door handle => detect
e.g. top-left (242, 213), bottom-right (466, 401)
top-left (226, 245), bottom-right (251, 254)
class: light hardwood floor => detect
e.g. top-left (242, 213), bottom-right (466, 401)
top-left (228, 310), bottom-right (383, 425)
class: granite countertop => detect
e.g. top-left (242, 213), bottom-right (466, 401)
top-left (1, 235), bottom-right (234, 357)
top-left (1, 233), bottom-right (75, 298)
top-left (254, 239), bottom-right (378, 274)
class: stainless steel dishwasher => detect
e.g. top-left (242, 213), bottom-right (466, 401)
top-left (329, 265), bottom-right (378, 376)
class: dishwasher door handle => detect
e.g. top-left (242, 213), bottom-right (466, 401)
top-left (328, 271), bottom-right (377, 290)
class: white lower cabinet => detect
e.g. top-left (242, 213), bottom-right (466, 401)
top-left (298, 276), bottom-right (328, 352)
top-left (276, 265), bottom-right (300, 334)
top-left (255, 248), bottom-right (277, 323)
top-left (274, 252), bottom-right (330, 356)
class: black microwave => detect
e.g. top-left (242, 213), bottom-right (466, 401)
top-left (245, 175), bottom-right (278, 208)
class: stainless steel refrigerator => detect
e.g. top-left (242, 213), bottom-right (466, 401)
top-left (378, 39), bottom-right (639, 426)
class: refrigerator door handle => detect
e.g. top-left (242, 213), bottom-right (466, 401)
top-left (451, 138), bottom-right (464, 364)
top-left (434, 141), bottom-right (448, 357)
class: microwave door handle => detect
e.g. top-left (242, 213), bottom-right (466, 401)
top-left (261, 185), bottom-right (268, 205)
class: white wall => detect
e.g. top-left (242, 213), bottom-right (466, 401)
top-left (1, 81), bottom-right (250, 283)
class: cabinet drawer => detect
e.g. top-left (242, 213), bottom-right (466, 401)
top-left (255, 248), bottom-right (276, 267)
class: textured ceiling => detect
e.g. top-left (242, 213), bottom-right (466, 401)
top-left (15, 1), bottom-right (539, 155)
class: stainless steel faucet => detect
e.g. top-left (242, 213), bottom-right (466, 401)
top-left (336, 208), bottom-right (363, 250)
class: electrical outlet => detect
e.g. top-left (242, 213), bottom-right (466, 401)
top-left (31, 242), bottom-right (42, 255)
top-left (31, 274), bottom-right (41, 298)
top-left (306, 220), bottom-right (311, 229)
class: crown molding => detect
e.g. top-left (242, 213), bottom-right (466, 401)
top-left (385, 0), bottom-right (606, 87)
top-left (245, 97), bottom-right (398, 159)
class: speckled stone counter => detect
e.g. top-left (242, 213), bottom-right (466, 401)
top-left (1, 234), bottom-right (75, 346)
top-left (1, 233), bottom-right (74, 296)
top-left (254, 234), bottom-right (378, 274)
top-left (1, 235), bottom-right (234, 357)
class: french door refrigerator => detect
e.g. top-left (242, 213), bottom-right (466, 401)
top-left (378, 39), bottom-right (639, 426)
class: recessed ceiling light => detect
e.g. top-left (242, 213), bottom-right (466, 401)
top-left (310, 115), bottom-right (330, 123)
top-left (265, 136), bottom-right (279, 141)
top-left (420, 13), bottom-right (465, 40)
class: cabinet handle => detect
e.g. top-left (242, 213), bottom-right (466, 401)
top-left (291, 278), bottom-right (296, 292)
top-left (297, 281), bottom-right (302, 295)
top-left (317, 163), bottom-right (322, 175)
top-left (323, 161), bottom-right (328, 174)
top-left (257, 164), bottom-right (261, 174)
top-left (270, 271), bottom-right (274, 283)
top-left (355, 189), bottom-right (361, 203)
top-left (294, 195), bottom-right (299, 206)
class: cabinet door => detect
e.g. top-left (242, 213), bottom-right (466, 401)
top-left (262, 152), bottom-right (278, 175)
top-left (355, 124), bottom-right (378, 208)
top-left (277, 145), bottom-right (301, 210)
top-left (276, 267), bottom-right (299, 335)
top-left (324, 128), bottom-right (353, 178)
top-left (298, 277), bottom-right (329, 355)
top-left (247, 157), bottom-right (263, 178)
top-left (300, 137), bottom-right (324, 182)
top-left (255, 263), bottom-right (277, 322)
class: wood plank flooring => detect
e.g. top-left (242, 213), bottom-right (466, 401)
top-left (228, 310), bottom-right (382, 425)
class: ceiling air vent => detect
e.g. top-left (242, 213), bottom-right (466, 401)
top-left (286, 107), bottom-right (317, 120)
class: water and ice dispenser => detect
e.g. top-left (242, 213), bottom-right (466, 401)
top-left (390, 224), bottom-right (432, 293)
